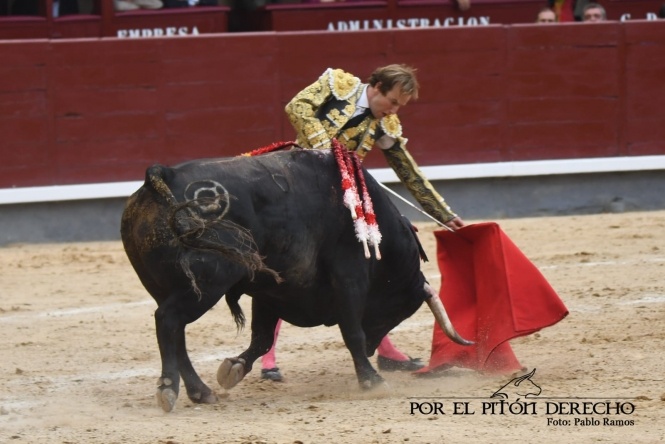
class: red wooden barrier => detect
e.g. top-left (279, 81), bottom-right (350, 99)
top-left (0, 21), bottom-right (664, 189)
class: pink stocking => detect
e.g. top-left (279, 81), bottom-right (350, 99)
top-left (261, 319), bottom-right (282, 369)
top-left (376, 335), bottom-right (409, 361)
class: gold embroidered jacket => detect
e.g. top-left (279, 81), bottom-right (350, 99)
top-left (285, 67), bottom-right (457, 223)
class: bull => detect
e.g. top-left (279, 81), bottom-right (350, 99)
top-left (121, 148), bottom-right (470, 412)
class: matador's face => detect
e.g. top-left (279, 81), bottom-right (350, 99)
top-left (367, 83), bottom-right (412, 119)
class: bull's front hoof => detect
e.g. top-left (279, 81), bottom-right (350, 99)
top-left (156, 387), bottom-right (178, 412)
top-left (217, 358), bottom-right (246, 390)
top-left (359, 373), bottom-right (386, 391)
top-left (187, 388), bottom-right (220, 405)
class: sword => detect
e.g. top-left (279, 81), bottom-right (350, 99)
top-left (377, 181), bottom-right (456, 233)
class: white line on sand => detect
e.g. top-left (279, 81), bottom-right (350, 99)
top-left (0, 300), bottom-right (154, 323)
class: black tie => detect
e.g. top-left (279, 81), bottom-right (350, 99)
top-left (341, 107), bottom-right (372, 130)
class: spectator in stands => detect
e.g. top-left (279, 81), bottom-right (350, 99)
top-left (572, 0), bottom-right (591, 20)
top-left (549, 0), bottom-right (575, 22)
top-left (457, 0), bottom-right (471, 10)
top-left (582, 2), bottom-right (606, 21)
top-left (115, 0), bottom-right (164, 11)
top-left (53, 0), bottom-right (80, 16)
top-left (162, 0), bottom-right (222, 6)
top-left (536, 7), bottom-right (557, 23)
top-left (549, 0), bottom-right (599, 22)
top-left (7, 0), bottom-right (39, 15)
top-left (658, 3), bottom-right (665, 18)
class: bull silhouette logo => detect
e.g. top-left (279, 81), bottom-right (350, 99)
top-left (491, 368), bottom-right (542, 399)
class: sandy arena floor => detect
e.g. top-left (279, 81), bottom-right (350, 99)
top-left (1, 210), bottom-right (664, 443)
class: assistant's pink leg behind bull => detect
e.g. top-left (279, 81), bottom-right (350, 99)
top-left (261, 319), bottom-right (410, 369)
top-left (376, 336), bottom-right (409, 361)
top-left (261, 318), bottom-right (282, 370)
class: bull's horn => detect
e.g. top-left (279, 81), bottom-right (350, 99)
top-left (424, 283), bottom-right (474, 346)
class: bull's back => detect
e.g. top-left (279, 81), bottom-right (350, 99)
top-left (170, 150), bottom-right (342, 220)
top-left (122, 149), bottom-right (420, 299)
top-left (174, 150), bottom-right (346, 247)
top-left (121, 150), bottom-right (350, 296)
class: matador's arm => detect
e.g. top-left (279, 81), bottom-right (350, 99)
top-left (377, 116), bottom-right (458, 224)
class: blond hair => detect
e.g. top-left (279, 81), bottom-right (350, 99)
top-left (367, 64), bottom-right (420, 99)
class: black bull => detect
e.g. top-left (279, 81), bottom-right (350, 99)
top-left (121, 149), bottom-right (470, 412)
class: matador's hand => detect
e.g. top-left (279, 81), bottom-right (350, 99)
top-left (445, 217), bottom-right (465, 231)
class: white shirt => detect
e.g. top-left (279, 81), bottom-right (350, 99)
top-left (352, 85), bottom-right (396, 150)
top-left (352, 85), bottom-right (370, 118)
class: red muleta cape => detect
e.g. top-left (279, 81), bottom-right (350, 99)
top-left (418, 222), bottom-right (569, 375)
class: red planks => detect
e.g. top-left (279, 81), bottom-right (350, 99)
top-left (0, 21), bottom-right (663, 189)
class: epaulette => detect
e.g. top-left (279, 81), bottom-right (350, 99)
top-left (380, 114), bottom-right (403, 138)
top-left (323, 68), bottom-right (362, 101)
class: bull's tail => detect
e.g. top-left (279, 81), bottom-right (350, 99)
top-left (224, 289), bottom-right (246, 332)
top-left (144, 165), bottom-right (282, 300)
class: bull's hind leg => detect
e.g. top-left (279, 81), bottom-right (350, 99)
top-left (217, 298), bottom-right (279, 390)
top-left (154, 292), bottom-right (222, 412)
